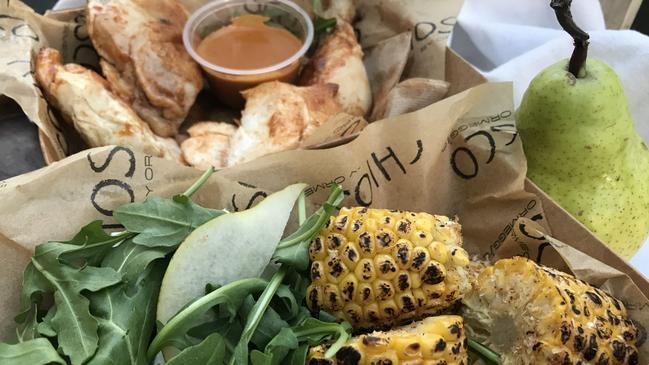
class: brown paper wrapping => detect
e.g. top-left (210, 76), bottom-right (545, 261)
top-left (1, 0), bottom-right (466, 165)
top-left (1, 82), bottom-right (647, 363)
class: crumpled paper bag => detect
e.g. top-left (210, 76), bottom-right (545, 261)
top-left (0, 81), bottom-right (647, 362)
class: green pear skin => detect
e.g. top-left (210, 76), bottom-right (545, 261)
top-left (517, 58), bottom-right (649, 259)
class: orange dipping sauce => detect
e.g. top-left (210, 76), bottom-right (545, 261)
top-left (196, 15), bottom-right (304, 108)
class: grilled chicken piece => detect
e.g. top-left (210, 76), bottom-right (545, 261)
top-left (180, 122), bottom-right (237, 170)
top-left (308, 315), bottom-right (468, 364)
top-left (306, 207), bottom-right (472, 331)
top-left (181, 82), bottom-right (341, 169)
top-left (300, 21), bottom-right (372, 117)
top-left (35, 48), bottom-right (181, 161)
top-left (87, 0), bottom-right (202, 137)
top-left (228, 81), bottom-right (341, 165)
top-left (463, 257), bottom-right (641, 365)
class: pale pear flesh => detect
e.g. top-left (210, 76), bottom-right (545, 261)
top-left (156, 183), bottom-right (307, 325)
top-left (518, 58), bottom-right (649, 259)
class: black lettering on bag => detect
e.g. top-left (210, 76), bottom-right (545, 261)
top-left (490, 123), bottom-right (518, 146)
top-left (439, 17), bottom-right (456, 33)
top-left (87, 146), bottom-right (136, 177)
top-left (409, 140), bottom-right (424, 165)
top-left (73, 14), bottom-right (89, 41)
top-left (466, 131), bottom-right (496, 163)
top-left (535, 242), bottom-right (552, 264)
top-left (144, 156), bottom-right (154, 181)
top-left (414, 21), bottom-right (436, 41)
top-left (11, 23), bottom-right (38, 41)
top-left (519, 222), bottom-right (545, 240)
top-left (450, 147), bottom-right (478, 179)
top-left (231, 191), bottom-right (268, 212)
top-left (354, 173), bottom-right (372, 207)
top-left (366, 160), bottom-right (379, 187)
top-left (91, 179), bottom-right (135, 216)
top-left (371, 147), bottom-right (406, 182)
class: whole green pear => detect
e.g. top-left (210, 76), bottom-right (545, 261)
top-left (517, 58), bottom-right (649, 259)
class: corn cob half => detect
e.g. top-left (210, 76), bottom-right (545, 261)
top-left (463, 256), bottom-right (640, 365)
top-left (306, 207), bottom-right (472, 330)
top-left (308, 315), bottom-right (468, 365)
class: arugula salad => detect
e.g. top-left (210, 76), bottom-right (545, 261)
top-left (0, 169), bottom-right (350, 364)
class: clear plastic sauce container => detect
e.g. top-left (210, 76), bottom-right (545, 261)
top-left (183, 0), bottom-right (314, 108)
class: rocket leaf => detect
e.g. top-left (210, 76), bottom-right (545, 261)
top-left (0, 338), bottom-right (66, 365)
top-left (28, 242), bottom-right (122, 364)
top-left (57, 221), bottom-right (132, 266)
top-left (113, 196), bottom-right (225, 247)
top-left (165, 332), bottom-right (226, 365)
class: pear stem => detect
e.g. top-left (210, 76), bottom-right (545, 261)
top-left (550, 0), bottom-right (590, 77)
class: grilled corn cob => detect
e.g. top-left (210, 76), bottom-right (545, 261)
top-left (308, 315), bottom-right (468, 365)
top-left (306, 207), bottom-right (471, 330)
top-left (463, 256), bottom-right (640, 365)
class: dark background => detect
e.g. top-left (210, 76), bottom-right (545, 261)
top-left (0, 0), bottom-right (647, 180)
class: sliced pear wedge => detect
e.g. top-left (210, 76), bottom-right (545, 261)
top-left (156, 183), bottom-right (307, 325)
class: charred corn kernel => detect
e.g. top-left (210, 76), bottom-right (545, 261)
top-left (379, 299), bottom-right (399, 320)
top-left (365, 303), bottom-right (380, 323)
top-left (356, 282), bottom-right (374, 304)
top-left (393, 239), bottom-right (413, 269)
top-left (376, 228), bottom-right (397, 252)
top-left (324, 254), bottom-right (348, 284)
top-left (308, 207), bottom-right (471, 330)
top-left (421, 260), bottom-right (446, 285)
top-left (410, 247), bottom-right (430, 271)
top-left (340, 274), bottom-right (358, 303)
top-left (396, 292), bottom-right (417, 314)
top-left (357, 232), bottom-right (376, 257)
top-left (375, 254), bottom-right (399, 280)
top-left (314, 260), bottom-right (330, 282)
top-left (323, 284), bottom-right (343, 311)
top-left (341, 242), bottom-right (361, 269)
top-left (354, 258), bottom-right (376, 282)
top-left (412, 288), bottom-right (426, 308)
top-left (327, 233), bottom-right (346, 250)
top-left (373, 280), bottom-right (395, 301)
top-left (463, 257), bottom-right (640, 365)
top-left (333, 213), bottom-right (350, 232)
top-left (394, 271), bottom-right (411, 292)
top-left (343, 303), bottom-right (364, 325)
top-left (308, 316), bottom-right (468, 365)
top-left (310, 235), bottom-right (327, 261)
top-left (307, 285), bottom-right (323, 312)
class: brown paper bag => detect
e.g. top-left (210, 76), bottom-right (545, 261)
top-left (0, 81), bottom-right (647, 361)
top-left (0, 82), bottom-right (538, 338)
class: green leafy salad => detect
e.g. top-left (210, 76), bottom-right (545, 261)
top-left (0, 169), bottom-right (351, 365)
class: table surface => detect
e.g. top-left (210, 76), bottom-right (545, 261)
top-left (2, 0), bottom-right (648, 275)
